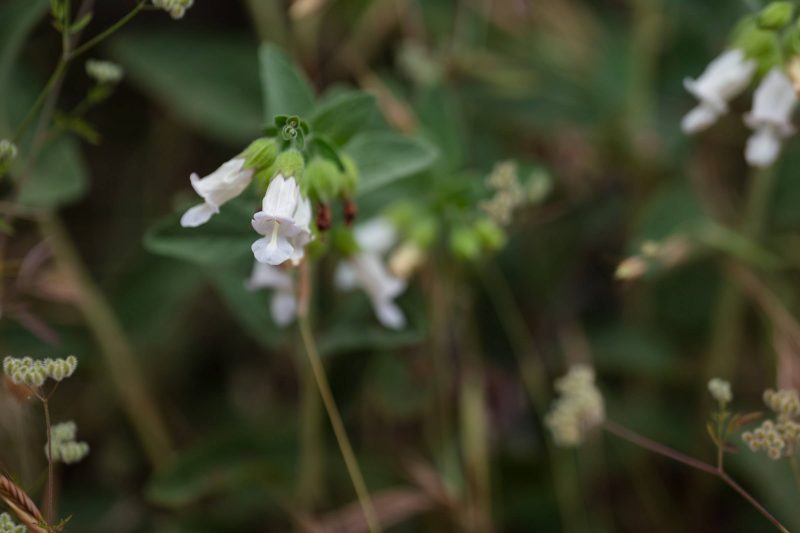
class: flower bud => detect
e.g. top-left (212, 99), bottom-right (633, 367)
top-left (271, 149), bottom-right (305, 181)
top-left (758, 2), bottom-right (795, 31)
top-left (242, 138), bottom-right (278, 175)
top-left (474, 218), bottom-right (507, 251)
top-left (85, 59), bottom-right (124, 84)
top-left (340, 155), bottom-right (360, 196)
top-left (450, 225), bottom-right (481, 261)
top-left (304, 157), bottom-right (341, 201)
top-left (0, 139), bottom-right (17, 177)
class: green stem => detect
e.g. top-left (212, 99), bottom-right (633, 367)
top-left (12, 62), bottom-right (67, 144)
top-left (707, 166), bottom-right (776, 378)
top-left (295, 261), bottom-right (380, 531)
top-left (41, 399), bottom-right (54, 526)
top-left (68, 1), bottom-right (147, 60)
top-left (37, 212), bottom-right (173, 468)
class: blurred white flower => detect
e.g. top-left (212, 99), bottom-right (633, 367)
top-left (245, 262), bottom-right (297, 327)
top-left (546, 365), bottom-right (604, 447)
top-left (682, 49), bottom-right (756, 133)
top-left (336, 218), bottom-right (407, 330)
top-left (85, 59), bottom-right (123, 84)
top-left (251, 175), bottom-right (313, 266)
top-left (180, 157), bottom-right (253, 228)
top-left (744, 68), bottom-right (797, 167)
top-left (152, 0), bottom-right (194, 19)
top-left (707, 377), bottom-right (732, 404)
top-left (45, 421), bottom-right (89, 465)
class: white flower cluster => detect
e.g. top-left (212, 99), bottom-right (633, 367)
top-left (480, 161), bottom-right (526, 226)
top-left (0, 513), bottom-right (25, 533)
top-left (742, 388), bottom-right (800, 460)
top-left (85, 59), bottom-right (124, 84)
top-left (0, 139), bottom-right (17, 164)
top-left (45, 421), bottom-right (89, 465)
top-left (545, 365), bottom-right (605, 447)
top-left (708, 377), bottom-right (733, 405)
top-left (152, 0), bottom-right (194, 19)
top-left (683, 49), bottom-right (797, 168)
top-left (3, 356), bottom-right (78, 388)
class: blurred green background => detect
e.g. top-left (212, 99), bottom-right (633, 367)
top-left (2, 0), bottom-right (800, 531)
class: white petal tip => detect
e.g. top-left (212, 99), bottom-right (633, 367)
top-left (180, 203), bottom-right (216, 227)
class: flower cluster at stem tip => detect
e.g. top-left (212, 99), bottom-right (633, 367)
top-left (152, 0), bottom-right (194, 19)
top-left (708, 377), bottom-right (733, 405)
top-left (682, 1), bottom-right (800, 168)
top-left (3, 356), bottom-right (78, 388)
top-left (45, 421), bottom-right (90, 465)
top-left (0, 513), bottom-right (25, 533)
top-left (546, 365), bottom-right (605, 447)
top-left (85, 59), bottom-right (123, 84)
top-left (743, 388), bottom-right (800, 460)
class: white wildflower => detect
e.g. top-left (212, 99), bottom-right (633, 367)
top-left (152, 0), bottom-right (194, 19)
top-left (546, 365), bottom-right (605, 447)
top-left (682, 49), bottom-right (756, 133)
top-left (245, 262), bottom-right (297, 327)
top-left (335, 218), bottom-right (407, 330)
top-left (180, 157), bottom-right (253, 228)
top-left (251, 175), bottom-right (313, 266)
top-left (744, 68), bottom-right (797, 167)
top-left (45, 421), bottom-right (89, 465)
top-left (0, 512), bottom-right (26, 533)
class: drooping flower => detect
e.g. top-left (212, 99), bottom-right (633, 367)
top-left (682, 49), bottom-right (756, 133)
top-left (545, 365), bottom-right (605, 447)
top-left (251, 175), bottom-right (313, 266)
top-left (245, 262), bottom-right (297, 326)
top-left (335, 218), bottom-right (407, 329)
top-left (180, 157), bottom-right (253, 228)
top-left (744, 68), bottom-right (797, 167)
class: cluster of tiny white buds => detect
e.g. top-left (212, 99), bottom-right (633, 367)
top-left (708, 377), bottom-right (733, 405)
top-left (45, 421), bottom-right (90, 465)
top-left (151, 0), bottom-right (194, 19)
top-left (742, 388), bottom-right (800, 460)
top-left (85, 59), bottom-right (124, 84)
top-left (0, 139), bottom-right (17, 164)
top-left (545, 364), bottom-right (605, 447)
top-left (3, 356), bottom-right (78, 388)
top-left (480, 161), bottom-right (526, 226)
top-left (0, 513), bottom-right (26, 533)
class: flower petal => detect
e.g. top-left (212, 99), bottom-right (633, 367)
top-left (180, 202), bottom-right (217, 227)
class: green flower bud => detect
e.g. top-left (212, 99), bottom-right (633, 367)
top-left (241, 137), bottom-right (279, 174)
top-left (85, 59), bottom-right (124, 84)
top-left (758, 2), bottom-right (795, 31)
top-left (474, 217), bottom-right (507, 251)
top-left (409, 216), bottom-right (437, 249)
top-left (0, 139), bottom-right (17, 178)
top-left (332, 227), bottom-right (360, 256)
top-left (304, 157), bottom-right (341, 201)
top-left (340, 155), bottom-right (360, 196)
top-left (731, 17), bottom-right (783, 74)
top-left (450, 225), bottom-right (481, 261)
top-left (272, 149), bottom-right (305, 180)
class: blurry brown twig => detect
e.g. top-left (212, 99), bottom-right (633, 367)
top-left (0, 473), bottom-right (48, 533)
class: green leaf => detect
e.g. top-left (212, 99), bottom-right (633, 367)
top-left (345, 132), bottom-right (438, 195)
top-left (310, 90), bottom-right (383, 146)
top-left (0, 0), bottom-right (49, 130)
top-left (110, 30), bottom-right (263, 145)
top-left (258, 43), bottom-right (315, 122)
top-left (414, 85), bottom-right (466, 173)
top-left (144, 198), bottom-right (255, 266)
top-left (17, 136), bottom-right (88, 208)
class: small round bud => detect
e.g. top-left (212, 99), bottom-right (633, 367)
top-left (241, 137), bottom-right (278, 174)
top-left (85, 59), bottom-right (124, 84)
top-left (758, 2), bottom-right (795, 31)
top-left (271, 149), bottom-right (305, 181)
top-left (450, 225), bottom-right (481, 261)
top-left (708, 377), bottom-right (733, 404)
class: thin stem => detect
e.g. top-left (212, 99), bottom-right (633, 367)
top-left (297, 262), bottom-right (381, 533)
top-left (12, 62), bottom-right (67, 144)
top-left (604, 420), bottom-right (789, 532)
top-left (68, 1), bottom-right (147, 60)
top-left (41, 399), bottom-right (54, 526)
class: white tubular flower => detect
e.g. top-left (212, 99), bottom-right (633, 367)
top-left (180, 157), bottom-right (253, 228)
top-left (744, 68), bottom-right (797, 168)
top-left (245, 262), bottom-right (297, 327)
top-left (251, 175), bottom-right (313, 266)
top-left (335, 218), bottom-right (407, 330)
top-left (682, 49), bottom-right (756, 133)
top-left (545, 365), bottom-right (605, 447)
